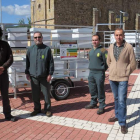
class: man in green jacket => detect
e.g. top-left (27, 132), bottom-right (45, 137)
top-left (85, 34), bottom-right (108, 115)
top-left (25, 31), bottom-right (54, 117)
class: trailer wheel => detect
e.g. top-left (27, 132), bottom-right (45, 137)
top-left (51, 80), bottom-right (70, 101)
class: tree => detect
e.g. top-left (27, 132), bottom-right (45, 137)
top-left (18, 17), bottom-right (31, 28)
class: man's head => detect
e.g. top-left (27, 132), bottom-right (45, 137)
top-left (92, 34), bottom-right (101, 48)
top-left (114, 28), bottom-right (125, 45)
top-left (33, 31), bottom-right (43, 45)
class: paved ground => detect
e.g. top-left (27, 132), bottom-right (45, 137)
top-left (0, 70), bottom-right (140, 140)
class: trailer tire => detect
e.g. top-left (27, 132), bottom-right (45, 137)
top-left (51, 80), bottom-right (70, 101)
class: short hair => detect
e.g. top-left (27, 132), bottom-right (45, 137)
top-left (92, 34), bottom-right (101, 40)
top-left (33, 31), bottom-right (42, 37)
top-left (114, 28), bottom-right (125, 35)
top-left (0, 27), bottom-right (3, 38)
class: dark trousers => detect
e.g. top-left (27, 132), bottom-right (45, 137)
top-left (30, 76), bottom-right (51, 112)
top-left (88, 71), bottom-right (106, 109)
top-left (0, 73), bottom-right (11, 118)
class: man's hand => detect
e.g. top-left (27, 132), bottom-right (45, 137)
top-left (47, 75), bottom-right (51, 82)
top-left (26, 74), bottom-right (30, 81)
top-left (0, 67), bottom-right (4, 75)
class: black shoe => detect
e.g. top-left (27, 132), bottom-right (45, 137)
top-left (30, 110), bottom-right (41, 116)
top-left (85, 104), bottom-right (98, 109)
top-left (5, 115), bottom-right (17, 122)
top-left (97, 108), bottom-right (105, 115)
top-left (108, 117), bottom-right (118, 122)
top-left (121, 126), bottom-right (128, 134)
top-left (46, 111), bottom-right (52, 117)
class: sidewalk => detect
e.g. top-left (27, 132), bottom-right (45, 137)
top-left (0, 70), bottom-right (139, 140)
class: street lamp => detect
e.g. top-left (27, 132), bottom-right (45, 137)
top-left (120, 11), bottom-right (129, 28)
top-left (115, 11), bottom-right (129, 29)
top-left (0, 0), bottom-right (2, 25)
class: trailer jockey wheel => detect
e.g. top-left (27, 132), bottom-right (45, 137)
top-left (51, 80), bottom-right (70, 101)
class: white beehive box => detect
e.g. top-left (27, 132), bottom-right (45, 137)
top-left (72, 28), bottom-right (93, 48)
top-left (8, 61), bottom-right (30, 87)
top-left (51, 29), bottom-right (73, 48)
top-left (69, 59), bottom-right (89, 78)
top-left (53, 58), bottom-right (68, 75)
top-left (7, 27), bottom-right (28, 48)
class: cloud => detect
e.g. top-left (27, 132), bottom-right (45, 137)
top-left (2, 4), bottom-right (30, 17)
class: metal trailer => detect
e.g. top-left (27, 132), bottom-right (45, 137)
top-left (9, 55), bottom-right (90, 100)
top-left (3, 23), bottom-right (93, 100)
top-left (3, 23), bottom-right (140, 100)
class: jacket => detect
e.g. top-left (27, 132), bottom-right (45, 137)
top-left (88, 45), bottom-right (108, 72)
top-left (0, 40), bottom-right (13, 73)
top-left (25, 44), bottom-right (54, 78)
top-left (107, 42), bottom-right (136, 81)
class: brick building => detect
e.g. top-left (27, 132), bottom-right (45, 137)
top-left (31, 0), bottom-right (140, 31)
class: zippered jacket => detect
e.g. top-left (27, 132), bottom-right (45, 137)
top-left (107, 42), bottom-right (136, 81)
top-left (88, 45), bottom-right (108, 71)
top-left (25, 44), bottom-right (54, 78)
top-left (0, 40), bottom-right (13, 72)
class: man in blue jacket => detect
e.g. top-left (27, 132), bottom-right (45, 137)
top-left (25, 31), bottom-right (54, 117)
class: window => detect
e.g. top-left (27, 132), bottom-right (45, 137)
top-left (38, 4), bottom-right (41, 10)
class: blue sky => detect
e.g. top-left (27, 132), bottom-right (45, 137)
top-left (2, 0), bottom-right (30, 24)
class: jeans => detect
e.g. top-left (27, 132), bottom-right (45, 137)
top-left (109, 80), bottom-right (128, 126)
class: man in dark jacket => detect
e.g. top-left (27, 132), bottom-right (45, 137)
top-left (85, 34), bottom-right (108, 115)
top-left (25, 31), bottom-right (54, 117)
top-left (0, 27), bottom-right (16, 122)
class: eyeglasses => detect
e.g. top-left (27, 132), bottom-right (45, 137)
top-left (34, 36), bottom-right (42, 39)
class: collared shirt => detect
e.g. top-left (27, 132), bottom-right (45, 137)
top-left (113, 40), bottom-right (125, 61)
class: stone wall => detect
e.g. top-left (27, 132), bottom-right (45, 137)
top-left (54, 0), bottom-right (140, 30)
top-left (31, 0), bottom-right (140, 30)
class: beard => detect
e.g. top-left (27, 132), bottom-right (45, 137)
top-left (35, 41), bottom-right (42, 45)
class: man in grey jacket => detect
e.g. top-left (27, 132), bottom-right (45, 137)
top-left (25, 31), bottom-right (54, 117)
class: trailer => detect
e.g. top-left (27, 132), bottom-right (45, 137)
top-left (6, 24), bottom-right (93, 100)
top-left (5, 23), bottom-right (140, 100)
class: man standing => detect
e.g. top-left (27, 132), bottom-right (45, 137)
top-left (107, 28), bottom-right (136, 134)
top-left (0, 27), bottom-right (16, 122)
top-left (85, 34), bottom-right (108, 115)
top-left (25, 31), bottom-right (54, 117)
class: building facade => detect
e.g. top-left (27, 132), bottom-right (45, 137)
top-left (31, 0), bottom-right (140, 31)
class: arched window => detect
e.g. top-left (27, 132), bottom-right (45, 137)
top-left (38, 4), bottom-right (41, 10)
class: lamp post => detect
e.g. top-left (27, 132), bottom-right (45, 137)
top-left (0, 0), bottom-right (2, 25)
top-left (116, 11), bottom-right (129, 29)
top-left (120, 11), bottom-right (129, 29)
top-left (32, 0), bottom-right (36, 27)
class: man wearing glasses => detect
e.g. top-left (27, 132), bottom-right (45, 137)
top-left (25, 31), bottom-right (54, 117)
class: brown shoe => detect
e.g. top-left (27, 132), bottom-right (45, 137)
top-left (108, 117), bottom-right (118, 122)
top-left (46, 111), bottom-right (52, 117)
top-left (121, 126), bottom-right (128, 134)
